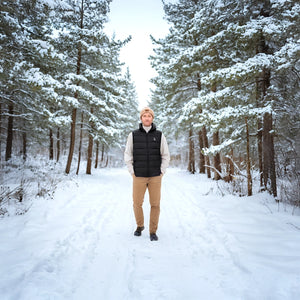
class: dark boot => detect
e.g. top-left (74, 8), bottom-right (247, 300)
top-left (134, 226), bottom-right (145, 236)
top-left (150, 233), bottom-right (158, 241)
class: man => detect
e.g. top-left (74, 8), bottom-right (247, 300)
top-left (124, 107), bottom-right (170, 241)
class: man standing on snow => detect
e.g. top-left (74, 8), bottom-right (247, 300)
top-left (124, 107), bottom-right (170, 241)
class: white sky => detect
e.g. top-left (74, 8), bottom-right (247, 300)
top-left (105, 0), bottom-right (171, 108)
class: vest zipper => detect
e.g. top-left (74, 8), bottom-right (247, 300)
top-left (146, 132), bottom-right (150, 177)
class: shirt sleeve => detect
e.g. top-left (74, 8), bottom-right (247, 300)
top-left (160, 133), bottom-right (170, 174)
top-left (124, 132), bottom-right (134, 175)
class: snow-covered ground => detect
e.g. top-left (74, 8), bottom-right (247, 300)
top-left (1, 168), bottom-right (300, 300)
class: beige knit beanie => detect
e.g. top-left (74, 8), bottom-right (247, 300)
top-left (140, 107), bottom-right (154, 119)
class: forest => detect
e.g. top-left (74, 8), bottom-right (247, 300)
top-left (1, 0), bottom-right (299, 215)
top-left (150, 0), bottom-right (299, 203)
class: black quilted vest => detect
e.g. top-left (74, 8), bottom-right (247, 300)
top-left (133, 123), bottom-right (162, 177)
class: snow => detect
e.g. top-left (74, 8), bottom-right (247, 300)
top-left (1, 168), bottom-right (300, 300)
top-left (203, 138), bottom-right (239, 156)
top-left (201, 53), bottom-right (273, 87)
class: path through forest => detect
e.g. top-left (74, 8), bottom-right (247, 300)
top-left (1, 168), bottom-right (300, 300)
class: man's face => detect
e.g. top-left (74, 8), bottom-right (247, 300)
top-left (141, 113), bottom-right (153, 127)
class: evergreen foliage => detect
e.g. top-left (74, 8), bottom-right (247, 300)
top-left (0, 0), bottom-right (139, 173)
top-left (149, 0), bottom-right (300, 198)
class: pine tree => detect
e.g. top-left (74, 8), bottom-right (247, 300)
top-left (151, 0), bottom-right (299, 198)
top-left (0, 0), bottom-right (63, 161)
top-left (0, 0), bottom-right (139, 175)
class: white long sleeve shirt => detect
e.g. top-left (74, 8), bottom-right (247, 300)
top-left (124, 125), bottom-right (170, 175)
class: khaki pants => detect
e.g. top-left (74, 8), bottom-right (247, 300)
top-left (132, 175), bottom-right (162, 234)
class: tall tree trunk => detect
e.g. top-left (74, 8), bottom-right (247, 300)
top-left (198, 130), bottom-right (205, 173)
top-left (196, 73), bottom-right (201, 91)
top-left (202, 125), bottom-right (211, 178)
top-left (22, 131), bottom-right (27, 161)
top-left (263, 112), bottom-right (277, 197)
top-left (49, 128), bottom-right (54, 160)
top-left (225, 149), bottom-right (235, 182)
top-left (257, 53), bottom-right (277, 197)
top-left (0, 102), bottom-right (2, 162)
top-left (229, 148), bottom-right (234, 181)
top-left (196, 73), bottom-right (205, 174)
top-left (101, 143), bottom-right (104, 163)
top-left (5, 104), bottom-right (13, 161)
top-left (65, 107), bottom-right (77, 173)
top-left (195, 73), bottom-right (205, 174)
top-left (245, 117), bottom-right (252, 196)
top-left (269, 117), bottom-right (277, 198)
top-left (257, 115), bottom-right (263, 188)
top-left (188, 127), bottom-right (195, 174)
top-left (256, 76), bottom-right (263, 188)
top-left (76, 112), bottom-right (84, 175)
top-left (256, 5), bottom-right (277, 197)
top-left (86, 135), bottom-right (93, 174)
top-left (65, 0), bottom-right (84, 174)
top-left (94, 140), bottom-right (99, 168)
top-left (56, 127), bottom-right (60, 162)
top-left (262, 112), bottom-right (270, 189)
top-left (213, 131), bottom-right (221, 180)
top-left (211, 83), bottom-right (220, 179)
top-left (86, 108), bottom-right (94, 175)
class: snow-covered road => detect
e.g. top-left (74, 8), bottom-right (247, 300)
top-left (1, 168), bottom-right (300, 300)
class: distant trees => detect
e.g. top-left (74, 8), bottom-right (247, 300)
top-left (0, 0), bottom-right (139, 174)
top-left (150, 0), bottom-right (300, 199)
